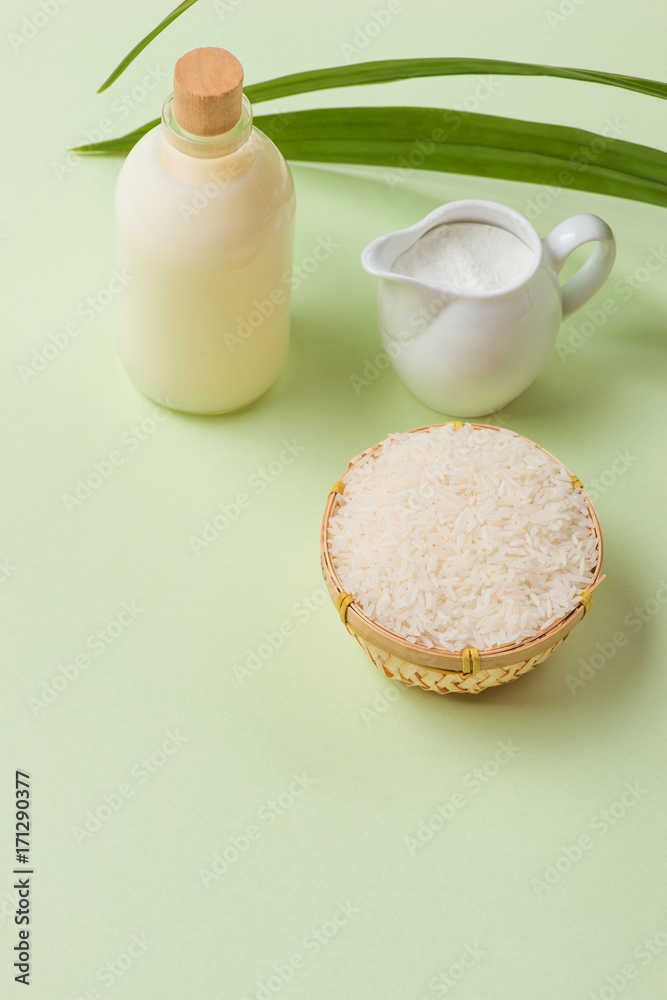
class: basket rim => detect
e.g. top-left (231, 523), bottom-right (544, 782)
top-left (320, 422), bottom-right (605, 673)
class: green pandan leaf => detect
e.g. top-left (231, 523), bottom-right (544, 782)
top-left (97, 0), bottom-right (200, 93)
top-left (73, 120), bottom-right (160, 153)
top-left (254, 106), bottom-right (667, 207)
top-left (243, 57), bottom-right (667, 105)
top-left (73, 105), bottom-right (667, 211)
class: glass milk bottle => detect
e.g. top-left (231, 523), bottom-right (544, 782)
top-left (115, 47), bottom-right (296, 414)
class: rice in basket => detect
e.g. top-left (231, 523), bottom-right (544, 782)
top-left (327, 424), bottom-right (598, 652)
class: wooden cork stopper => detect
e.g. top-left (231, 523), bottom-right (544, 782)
top-left (173, 48), bottom-right (244, 137)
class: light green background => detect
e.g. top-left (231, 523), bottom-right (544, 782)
top-left (2, 0), bottom-right (667, 997)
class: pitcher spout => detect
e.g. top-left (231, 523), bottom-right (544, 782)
top-left (361, 230), bottom-right (407, 281)
top-left (361, 205), bottom-right (469, 293)
top-left (361, 227), bottom-right (458, 303)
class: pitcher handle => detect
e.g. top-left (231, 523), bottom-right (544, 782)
top-left (543, 214), bottom-right (616, 320)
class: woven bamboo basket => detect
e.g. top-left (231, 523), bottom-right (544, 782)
top-left (320, 423), bottom-right (604, 695)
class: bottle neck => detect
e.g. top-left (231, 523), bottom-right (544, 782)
top-left (161, 93), bottom-right (253, 158)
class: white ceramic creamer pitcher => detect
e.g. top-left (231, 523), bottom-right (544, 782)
top-left (361, 200), bottom-right (616, 416)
